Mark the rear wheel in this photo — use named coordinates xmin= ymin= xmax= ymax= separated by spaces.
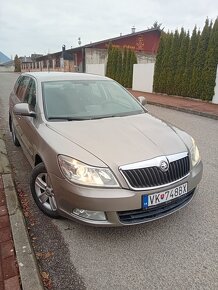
xmin=30 ymin=163 xmax=59 ymax=218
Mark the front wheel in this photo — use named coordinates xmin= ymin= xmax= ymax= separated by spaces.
xmin=30 ymin=163 xmax=59 ymax=218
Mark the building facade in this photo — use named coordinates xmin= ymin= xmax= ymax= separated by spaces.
xmin=21 ymin=28 xmax=161 ymax=73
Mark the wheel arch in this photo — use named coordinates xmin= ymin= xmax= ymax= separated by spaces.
xmin=34 ymin=154 xmax=44 ymax=166
xmin=9 ymin=114 xmax=12 ymax=132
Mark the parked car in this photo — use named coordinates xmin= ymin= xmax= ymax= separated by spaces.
xmin=9 ymin=72 xmax=203 ymax=226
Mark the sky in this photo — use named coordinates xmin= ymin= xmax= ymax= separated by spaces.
xmin=0 ymin=0 xmax=217 ymax=59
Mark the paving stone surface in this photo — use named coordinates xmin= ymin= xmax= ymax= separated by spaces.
xmin=0 ymin=175 xmax=21 ymax=290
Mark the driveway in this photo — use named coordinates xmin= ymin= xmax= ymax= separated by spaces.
xmin=0 ymin=73 xmax=217 ymax=290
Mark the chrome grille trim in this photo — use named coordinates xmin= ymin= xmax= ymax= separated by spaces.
xmin=119 ymin=152 xmax=190 ymax=190
xmin=119 ymin=152 xmax=188 ymax=171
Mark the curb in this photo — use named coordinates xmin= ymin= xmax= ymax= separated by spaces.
xmin=0 ymin=134 xmax=44 ymax=290
xmin=147 ymin=101 xmax=218 ymax=120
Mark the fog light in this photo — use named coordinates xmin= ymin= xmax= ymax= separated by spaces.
xmin=73 ymin=208 xmax=106 ymax=221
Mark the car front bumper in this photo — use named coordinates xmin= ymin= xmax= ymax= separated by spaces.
xmin=49 ymin=160 xmax=203 ymax=226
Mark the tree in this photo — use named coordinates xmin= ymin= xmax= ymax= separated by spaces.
xmin=158 ymin=32 xmax=174 ymax=93
xmin=174 ymin=30 xmax=190 ymax=96
xmin=201 ymin=18 xmax=218 ymax=100
xmin=14 ymin=55 xmax=21 ymax=72
xmin=189 ymin=18 xmax=212 ymax=98
xmin=123 ymin=49 xmax=131 ymax=87
xmin=181 ymin=26 xmax=200 ymax=97
xmin=121 ymin=47 xmax=128 ymax=86
xmin=106 ymin=46 xmax=137 ymax=87
xmin=128 ymin=50 xmax=137 ymax=88
xmin=106 ymin=43 xmax=113 ymax=78
xmin=115 ymin=49 xmax=123 ymax=83
xmin=152 ymin=17 xmax=218 ymax=100
xmin=149 ymin=21 xmax=164 ymax=31
xmin=110 ymin=47 xmax=119 ymax=80
xmin=166 ymin=29 xmax=180 ymax=95
xmin=153 ymin=32 xmax=166 ymax=92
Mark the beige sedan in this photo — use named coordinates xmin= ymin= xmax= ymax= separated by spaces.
xmin=9 ymin=72 xmax=203 ymax=226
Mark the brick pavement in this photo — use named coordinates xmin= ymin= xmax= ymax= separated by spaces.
xmin=0 ymin=175 xmax=20 ymax=290
xmin=129 ymin=90 xmax=218 ymax=120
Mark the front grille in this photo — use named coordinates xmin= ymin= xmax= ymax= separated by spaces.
xmin=121 ymin=156 xmax=190 ymax=189
xmin=118 ymin=189 xmax=195 ymax=224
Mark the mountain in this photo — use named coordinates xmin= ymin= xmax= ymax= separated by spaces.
xmin=0 ymin=51 xmax=11 ymax=64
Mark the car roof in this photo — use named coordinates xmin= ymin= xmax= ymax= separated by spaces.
xmin=21 ymin=72 xmax=110 ymax=82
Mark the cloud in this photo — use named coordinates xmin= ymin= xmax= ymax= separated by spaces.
xmin=0 ymin=0 xmax=217 ymax=58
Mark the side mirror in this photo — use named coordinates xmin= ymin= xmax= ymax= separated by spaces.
xmin=13 ymin=103 xmax=36 ymax=117
xmin=138 ymin=96 xmax=147 ymax=106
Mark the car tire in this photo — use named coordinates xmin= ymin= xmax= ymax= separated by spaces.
xmin=30 ymin=162 xmax=59 ymax=218
xmin=11 ymin=120 xmax=20 ymax=147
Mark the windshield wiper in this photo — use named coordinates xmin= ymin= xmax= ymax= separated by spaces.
xmin=48 ymin=110 xmax=145 ymax=121
xmin=90 ymin=111 xmax=145 ymax=120
xmin=48 ymin=116 xmax=90 ymax=121
xmin=90 ymin=115 xmax=117 ymax=120
xmin=48 ymin=115 xmax=117 ymax=121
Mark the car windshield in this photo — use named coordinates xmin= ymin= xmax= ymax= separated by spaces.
xmin=41 ymin=80 xmax=144 ymax=120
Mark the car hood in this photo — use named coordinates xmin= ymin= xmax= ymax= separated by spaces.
xmin=46 ymin=113 xmax=187 ymax=167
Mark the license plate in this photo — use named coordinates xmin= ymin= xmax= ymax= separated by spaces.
xmin=142 ymin=183 xmax=188 ymax=208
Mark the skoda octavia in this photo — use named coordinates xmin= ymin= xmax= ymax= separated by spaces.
xmin=9 ymin=72 xmax=203 ymax=226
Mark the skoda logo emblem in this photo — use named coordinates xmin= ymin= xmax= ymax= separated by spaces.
xmin=160 ymin=160 xmax=169 ymax=172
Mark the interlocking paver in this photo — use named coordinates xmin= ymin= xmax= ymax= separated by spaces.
xmin=0 ymin=281 xmax=4 ymax=290
xmin=4 ymin=276 xmax=20 ymax=290
xmin=0 ymin=206 xmax=7 ymax=217
xmin=1 ymin=241 xmax=14 ymax=260
xmin=0 ymin=175 xmax=21 ymax=290
xmin=0 ymin=228 xmax=11 ymax=244
xmin=2 ymin=256 xmax=18 ymax=280
xmin=130 ymin=90 xmax=218 ymax=119
xmin=0 ymin=216 xmax=9 ymax=230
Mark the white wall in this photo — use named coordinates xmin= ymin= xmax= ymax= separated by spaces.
xmin=132 ymin=63 xmax=155 ymax=93
xmin=85 ymin=48 xmax=107 ymax=65
xmin=86 ymin=64 xmax=106 ymax=76
xmin=136 ymin=52 xmax=156 ymax=64
xmin=212 ymin=65 xmax=218 ymax=104
xmin=0 ymin=65 xmax=14 ymax=72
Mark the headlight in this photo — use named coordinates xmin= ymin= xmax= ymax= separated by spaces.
xmin=58 ymin=155 xmax=119 ymax=187
xmin=190 ymin=138 xmax=200 ymax=167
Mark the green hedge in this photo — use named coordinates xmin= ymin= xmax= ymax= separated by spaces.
xmin=106 ymin=46 xmax=137 ymax=88
xmin=153 ymin=17 xmax=218 ymax=101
